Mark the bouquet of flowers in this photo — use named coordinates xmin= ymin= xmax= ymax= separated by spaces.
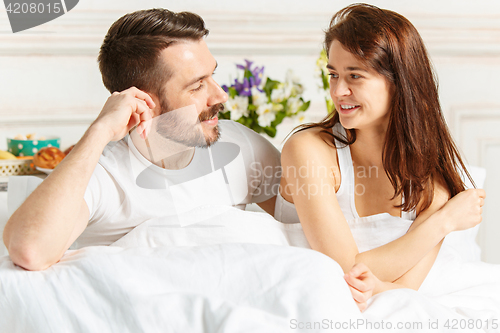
xmin=220 ymin=60 xmax=310 ymax=138
xmin=316 ymin=49 xmax=335 ymax=113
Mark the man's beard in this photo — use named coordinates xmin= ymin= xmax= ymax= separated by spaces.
xmin=156 ymin=99 xmax=224 ymax=148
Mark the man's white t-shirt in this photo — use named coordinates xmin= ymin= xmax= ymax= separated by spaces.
xmin=75 ymin=120 xmax=281 ymax=248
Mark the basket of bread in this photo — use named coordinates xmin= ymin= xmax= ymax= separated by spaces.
xmin=1 ymin=133 xmax=74 ymax=176
xmin=0 ymin=150 xmax=39 ymax=177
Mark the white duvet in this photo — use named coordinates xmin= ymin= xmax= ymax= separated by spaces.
xmin=0 ymin=206 xmax=499 ymax=332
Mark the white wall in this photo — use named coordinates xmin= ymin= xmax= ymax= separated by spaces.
xmin=1 ymin=0 xmax=500 ymax=262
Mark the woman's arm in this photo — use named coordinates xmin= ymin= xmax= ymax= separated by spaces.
xmin=344 ymin=262 xmax=407 ymax=312
xmin=281 ymin=130 xmax=359 ymax=272
xmin=282 ymin=130 xmax=485 ymax=281
xmin=344 ymin=178 xmax=485 ymax=306
xmin=355 ymin=182 xmax=484 ymax=284
xmin=344 ymin=183 xmax=448 ymax=302
xmin=381 ymin=181 xmax=484 ymax=290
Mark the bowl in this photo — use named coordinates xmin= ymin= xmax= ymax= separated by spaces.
xmin=7 ymin=137 xmax=61 ymax=157
xmin=35 ymin=166 xmax=54 ymax=175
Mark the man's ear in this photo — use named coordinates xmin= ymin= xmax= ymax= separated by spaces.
xmin=148 ymin=93 xmax=162 ymax=118
xmin=128 ymin=91 xmax=161 ymax=135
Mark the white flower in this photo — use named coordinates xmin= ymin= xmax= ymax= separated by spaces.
xmin=225 ymin=96 xmax=249 ymax=121
xmin=258 ymin=74 xmax=267 ymax=90
xmin=257 ymin=113 xmax=276 ymax=127
xmin=272 ymin=103 xmax=284 ymax=112
xmin=271 ymin=83 xmax=292 ymax=103
xmin=291 ymin=82 xmax=304 ymax=96
xmin=284 ymin=70 xmax=304 ymax=97
xmin=256 ymin=103 xmax=274 ymax=116
xmin=256 ymin=103 xmax=276 ymax=127
xmin=251 ymin=87 xmax=267 ymax=106
xmin=316 ymin=49 xmax=330 ymax=77
xmin=287 ymin=96 xmax=304 ymax=113
xmin=270 ymin=85 xmax=285 ymax=103
xmin=290 ymin=111 xmax=308 ymax=125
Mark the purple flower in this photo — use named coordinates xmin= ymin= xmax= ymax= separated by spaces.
xmin=244 ymin=59 xmax=254 ymax=69
xmin=221 ymin=85 xmax=229 ymax=92
xmin=236 ymin=59 xmax=254 ymax=71
xmin=252 ymin=66 xmax=265 ymax=87
xmin=233 ymin=78 xmax=243 ymax=94
xmin=231 ymin=60 xmax=266 ymax=94
xmin=240 ymin=78 xmax=252 ymax=96
xmin=233 ymin=78 xmax=251 ymax=96
xmin=249 ymin=77 xmax=263 ymax=92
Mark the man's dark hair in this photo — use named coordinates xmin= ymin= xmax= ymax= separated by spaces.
xmin=98 ymin=8 xmax=209 ymax=98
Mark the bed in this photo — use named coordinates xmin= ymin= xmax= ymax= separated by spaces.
xmin=0 ymin=172 xmax=499 ymax=332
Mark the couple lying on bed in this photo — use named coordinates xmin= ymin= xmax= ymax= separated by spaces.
xmin=3 ymin=4 xmax=485 ymax=312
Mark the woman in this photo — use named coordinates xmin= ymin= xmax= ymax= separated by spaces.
xmin=276 ymin=4 xmax=485 ymax=311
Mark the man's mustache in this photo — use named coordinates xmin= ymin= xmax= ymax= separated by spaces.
xmin=198 ymin=103 xmax=225 ymax=122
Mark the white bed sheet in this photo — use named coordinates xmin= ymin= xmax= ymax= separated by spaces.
xmin=0 ymin=206 xmax=499 ymax=332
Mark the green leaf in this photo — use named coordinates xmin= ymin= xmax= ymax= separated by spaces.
xmin=326 ymin=98 xmax=335 ymax=113
xmin=298 ymin=100 xmax=311 ymax=112
xmin=228 ymin=87 xmax=238 ymax=99
xmin=263 ymin=127 xmax=277 ymax=138
xmin=219 ymin=111 xmax=231 ymax=120
xmin=272 ymin=111 xmax=287 ymax=127
xmin=249 ymin=118 xmax=257 ymax=127
xmin=246 ymin=120 xmax=262 ymax=133
xmin=322 ymin=73 xmax=329 ymax=90
xmin=244 ymin=69 xmax=253 ymax=79
xmin=263 ymin=78 xmax=280 ymax=97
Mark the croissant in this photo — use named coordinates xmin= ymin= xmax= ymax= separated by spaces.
xmin=33 ymin=147 xmax=66 ymax=169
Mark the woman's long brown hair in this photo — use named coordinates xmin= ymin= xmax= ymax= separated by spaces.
xmin=295 ymin=3 xmax=473 ymax=213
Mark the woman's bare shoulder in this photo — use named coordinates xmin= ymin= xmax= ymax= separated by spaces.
xmin=281 ymin=127 xmax=339 ymax=176
xmin=282 ymin=127 xmax=337 ymax=156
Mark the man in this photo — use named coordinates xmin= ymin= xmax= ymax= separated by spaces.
xmin=3 ymin=9 xmax=281 ymax=271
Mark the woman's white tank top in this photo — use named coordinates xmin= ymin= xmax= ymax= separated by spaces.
xmin=275 ymin=124 xmax=416 ymax=252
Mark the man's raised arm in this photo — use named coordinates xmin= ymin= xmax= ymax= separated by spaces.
xmin=3 ymin=87 xmax=155 ymax=271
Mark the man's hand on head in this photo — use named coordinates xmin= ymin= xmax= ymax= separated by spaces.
xmin=0 ymin=87 xmax=150 ymax=270
xmin=92 ymin=87 xmax=156 ymax=143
